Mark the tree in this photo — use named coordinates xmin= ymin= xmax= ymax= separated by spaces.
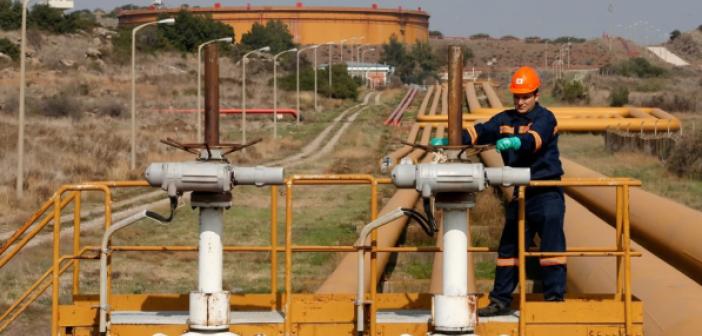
xmin=0 ymin=0 xmax=22 ymax=30
xmin=29 ymin=4 xmax=68 ymax=33
xmin=380 ymin=36 xmax=439 ymax=84
xmin=670 ymin=29 xmax=681 ymax=41
xmin=27 ymin=4 xmax=97 ymax=34
xmin=240 ymin=20 xmax=295 ymax=54
xmin=432 ymin=43 xmax=472 ymax=69
xmin=157 ymin=10 xmax=234 ymax=52
xmin=429 ymin=30 xmax=443 ymax=39
xmin=380 ymin=34 xmax=406 ymax=68
xmin=407 ymin=40 xmax=438 ymax=83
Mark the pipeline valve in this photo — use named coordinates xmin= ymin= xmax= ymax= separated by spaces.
xmin=392 ymin=159 xmax=531 ymax=198
xmin=145 ymin=162 xmax=285 ymax=197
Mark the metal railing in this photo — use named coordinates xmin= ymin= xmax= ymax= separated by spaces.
xmin=0 ymin=175 xmax=640 ymax=336
xmin=516 ymin=178 xmax=641 ymax=336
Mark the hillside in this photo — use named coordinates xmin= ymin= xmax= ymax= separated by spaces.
xmin=0 ymin=28 xmax=344 ymax=229
xmin=665 ymin=28 xmax=702 ymax=65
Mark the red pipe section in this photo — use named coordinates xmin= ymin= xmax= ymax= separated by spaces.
xmin=384 ymin=86 xmax=418 ymax=126
xmin=154 ymin=108 xmax=300 ymax=119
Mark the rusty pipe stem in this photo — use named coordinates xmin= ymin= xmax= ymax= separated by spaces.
xmin=447 ymin=45 xmax=463 ymax=145
xmin=204 ymin=44 xmax=220 ymax=146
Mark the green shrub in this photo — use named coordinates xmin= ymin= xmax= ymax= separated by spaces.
xmin=500 ymin=35 xmax=520 ymax=41
xmin=278 ymin=63 xmax=359 ymax=100
xmin=666 ymin=132 xmax=702 ymax=179
xmin=670 ymin=29 xmax=682 ymax=41
xmin=0 ymin=37 xmax=19 ymax=61
xmin=552 ymin=78 xmax=588 ymax=103
xmin=552 ymin=36 xmax=586 ymax=44
xmin=600 ymin=57 xmax=666 ymax=78
xmin=609 ymin=86 xmax=629 ymax=106
xmin=36 ymin=93 xmax=82 ymax=119
xmin=641 ymin=92 xmax=695 ymax=112
xmin=469 ymin=33 xmax=490 ymax=40
xmin=98 ymin=100 xmax=125 ymax=118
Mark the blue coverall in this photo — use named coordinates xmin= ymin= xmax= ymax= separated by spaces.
xmin=462 ymin=103 xmax=566 ymax=305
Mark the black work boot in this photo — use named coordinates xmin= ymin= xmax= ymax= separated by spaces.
xmin=477 ymin=301 xmax=511 ymax=317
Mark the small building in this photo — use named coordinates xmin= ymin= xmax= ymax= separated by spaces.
xmin=45 ymin=0 xmax=74 ymax=9
xmin=346 ymin=62 xmax=394 ymax=89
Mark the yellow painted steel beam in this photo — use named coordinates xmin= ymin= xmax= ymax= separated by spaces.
xmin=57 ymin=294 xmax=643 ymax=336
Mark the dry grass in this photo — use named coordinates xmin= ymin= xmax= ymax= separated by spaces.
xmin=0 ymin=80 xmax=401 ymax=333
xmin=0 ymin=29 xmax=395 ymax=333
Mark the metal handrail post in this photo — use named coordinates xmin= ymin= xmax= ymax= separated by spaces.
xmin=517 ymin=186 xmax=527 ymax=336
xmin=51 ymin=194 xmax=61 ymax=336
xmin=72 ymin=193 xmax=81 ymax=295
xmin=270 ymin=185 xmax=279 ymax=310
xmin=284 ymin=181 xmax=293 ymax=335
xmin=615 ymin=186 xmax=624 ymax=299
xmin=623 ymin=185 xmax=633 ymax=335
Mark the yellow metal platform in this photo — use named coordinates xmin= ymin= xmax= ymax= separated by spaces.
xmin=1 ymin=177 xmax=643 ymax=336
xmin=59 ymin=293 xmax=642 ymax=336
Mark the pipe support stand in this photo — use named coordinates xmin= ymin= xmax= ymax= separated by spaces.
xmin=187 ymin=194 xmax=233 ymax=333
xmin=433 ymin=192 xmax=477 ymax=333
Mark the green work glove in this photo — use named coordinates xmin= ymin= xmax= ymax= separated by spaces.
xmin=430 ymin=137 xmax=448 ymax=146
xmin=496 ymin=137 xmax=521 ymax=153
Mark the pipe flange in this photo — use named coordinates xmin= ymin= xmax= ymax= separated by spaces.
xmin=191 ymin=192 xmax=233 ymax=208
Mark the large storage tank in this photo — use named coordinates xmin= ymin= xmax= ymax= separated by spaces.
xmin=118 ymin=4 xmax=430 ymax=45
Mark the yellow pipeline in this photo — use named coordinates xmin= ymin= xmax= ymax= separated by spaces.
xmin=417 ymin=117 xmax=681 ymax=132
xmin=423 ymin=107 xmax=674 ymax=117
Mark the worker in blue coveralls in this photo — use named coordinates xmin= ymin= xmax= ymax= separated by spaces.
xmin=463 ymin=66 xmax=566 ymax=316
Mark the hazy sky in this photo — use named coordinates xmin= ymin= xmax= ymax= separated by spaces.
xmin=76 ymin=0 xmax=702 ymax=45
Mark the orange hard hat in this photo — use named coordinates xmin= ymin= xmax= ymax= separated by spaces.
xmin=509 ymin=66 xmax=541 ymax=94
